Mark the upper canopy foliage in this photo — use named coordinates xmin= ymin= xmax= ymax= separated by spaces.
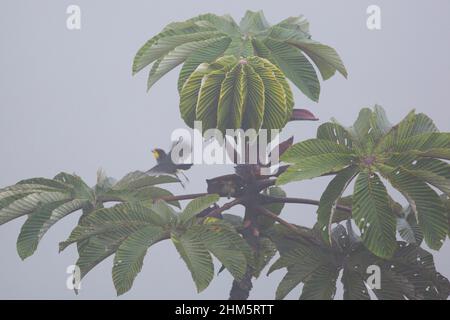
xmin=133 ymin=10 xmax=346 ymax=133
xmin=278 ymin=106 xmax=450 ymax=259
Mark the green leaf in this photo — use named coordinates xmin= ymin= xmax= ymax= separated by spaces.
xmin=397 ymin=206 xmax=423 ymax=245
xmin=400 ymin=158 xmax=450 ymax=194
xmin=186 ymin=14 xmax=241 ymax=36
xmin=0 ymin=192 xmax=36 ymax=211
xmin=179 ymin=63 xmax=210 ymax=127
xmin=147 ymin=37 xmax=230 ymax=90
xmin=113 ymin=225 xmax=167 ymax=295
xmin=217 ymin=64 xmax=246 ymax=131
xmin=133 ymin=30 xmax=223 ymax=74
xmin=248 ymin=57 xmax=288 ymax=130
xmin=258 ymin=187 xmax=286 ymax=230
xmin=255 ymin=38 xmax=320 ymax=101
xmin=177 ymin=37 xmax=232 ymax=92
xmin=60 ymin=202 xmax=161 ymax=251
xmin=270 ymin=222 xmax=450 ymax=300
xmin=16 ymin=177 xmax=71 ymax=190
xmin=342 ymin=108 xmax=378 ymax=151
xmin=197 ymin=221 xmax=251 ymax=281
xmin=379 ymin=166 xmax=447 ymax=250
xmin=239 ymin=10 xmax=270 ymax=34
xmin=151 ymin=200 xmax=178 ymax=226
xmin=270 ymin=241 xmax=332 ymax=299
xmin=135 ymin=11 xmax=347 ymax=111
xmin=370 ymin=104 xmax=392 ymax=141
xmin=275 ymin=265 xmax=310 ymax=299
xmin=341 ymin=268 xmax=370 ymax=300
xmin=133 ymin=28 xmax=180 ymax=74
xmin=300 ymin=265 xmax=339 ymax=300
xmin=376 ymin=111 xmax=439 ymax=153
xmin=394 ymin=132 xmax=450 ymax=160
xmin=0 ymin=191 xmax=71 ymax=225
xmin=171 ymin=231 xmax=214 ymax=293
xmin=287 ymin=38 xmax=347 ymax=80
xmin=180 ymin=55 xmax=291 ymax=134
xmin=104 ymin=186 xmax=178 ymax=207
xmin=75 ymin=233 xmax=125 ymax=280
xmin=352 ymin=172 xmax=397 ymax=258
xmin=241 ymin=63 xmax=265 ymax=130
xmin=253 ymin=237 xmax=277 ymax=278
xmin=275 ymin=15 xmax=310 ymax=35
xmin=317 ymin=122 xmax=353 ymax=149
xmin=54 ymin=173 xmax=94 ymax=200
xmin=277 ymin=139 xmax=354 ymax=184
xmin=17 ymin=199 xmax=87 ymax=260
xmin=281 ymin=139 xmax=353 ymax=163
xmin=112 ymin=171 xmax=179 ymax=190
xmin=317 ymin=166 xmax=359 ymax=242
xmin=196 ymin=70 xmax=225 ymax=131
xmin=178 ymin=194 xmax=220 ymax=224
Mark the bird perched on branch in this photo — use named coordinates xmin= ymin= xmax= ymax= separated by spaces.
xmin=145 ymin=139 xmax=193 ymax=188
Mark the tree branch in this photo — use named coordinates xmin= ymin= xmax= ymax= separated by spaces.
xmin=204 ymin=198 xmax=243 ymax=218
xmin=260 ymin=195 xmax=352 ymax=214
xmin=155 ymin=193 xmax=209 ymax=202
xmin=254 ymin=205 xmax=322 ymax=245
xmin=255 ymin=205 xmax=299 ymax=234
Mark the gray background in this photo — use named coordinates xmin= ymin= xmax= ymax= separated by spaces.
xmin=1 ymin=0 xmax=449 ymax=299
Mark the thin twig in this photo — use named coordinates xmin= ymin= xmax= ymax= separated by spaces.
xmin=156 ymin=193 xmax=209 ymax=202
xmin=206 ymin=198 xmax=243 ymax=217
xmin=260 ymin=195 xmax=352 ymax=214
xmin=254 ymin=205 xmax=321 ymax=245
xmin=255 ymin=205 xmax=298 ymax=234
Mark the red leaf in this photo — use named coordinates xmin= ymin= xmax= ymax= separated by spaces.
xmin=274 ymin=136 xmax=294 ymax=157
xmin=290 ymin=109 xmax=319 ymax=121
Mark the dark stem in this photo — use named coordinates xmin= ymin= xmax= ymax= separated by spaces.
xmin=255 ymin=205 xmax=322 ymax=246
xmin=228 ymin=204 xmax=258 ymax=300
xmin=205 ymin=198 xmax=243 ymax=218
xmin=155 ymin=193 xmax=209 ymax=202
xmin=255 ymin=205 xmax=299 ymax=233
xmin=229 ymin=269 xmax=253 ymax=300
xmin=260 ymin=195 xmax=352 ymax=214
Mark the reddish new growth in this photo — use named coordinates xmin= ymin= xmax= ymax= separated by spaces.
xmin=362 ymin=155 xmax=376 ymax=166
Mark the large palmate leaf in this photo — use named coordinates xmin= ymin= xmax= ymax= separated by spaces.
xmin=59 ymin=194 xmax=252 ymax=295
xmin=352 ymin=172 xmax=397 ymax=258
xmin=278 ymin=106 xmax=450 ymax=258
xmin=179 ymin=55 xmax=293 ymax=134
xmin=0 ymin=170 xmax=178 ymax=260
xmin=178 ymin=194 xmax=220 ymax=224
xmin=133 ymin=10 xmax=347 ymax=116
xmin=268 ymin=224 xmax=450 ymax=300
xmin=277 ymin=139 xmax=355 ymax=185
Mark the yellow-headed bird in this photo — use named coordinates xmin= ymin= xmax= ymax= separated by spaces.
xmin=146 ymin=140 xmax=193 ymax=188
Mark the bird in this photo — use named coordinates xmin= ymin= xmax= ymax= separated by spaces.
xmin=145 ymin=139 xmax=193 ymax=188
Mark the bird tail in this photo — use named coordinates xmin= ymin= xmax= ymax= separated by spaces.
xmin=175 ymin=172 xmax=186 ymax=189
xmin=176 ymin=163 xmax=193 ymax=170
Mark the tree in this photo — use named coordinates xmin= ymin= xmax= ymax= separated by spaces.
xmin=1 ymin=10 xmax=449 ymax=300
